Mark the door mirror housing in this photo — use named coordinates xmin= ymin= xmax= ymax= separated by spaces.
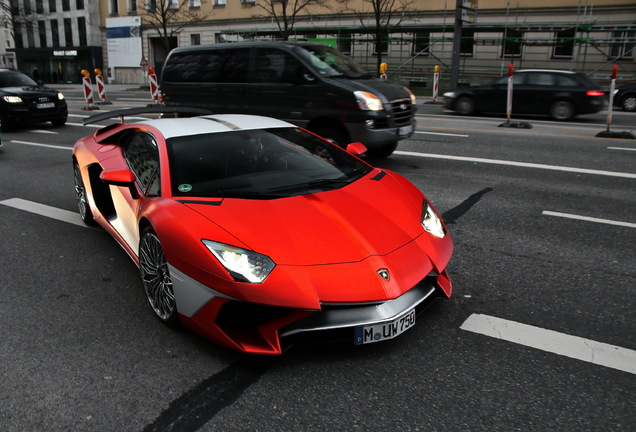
xmin=346 ymin=142 xmax=367 ymax=156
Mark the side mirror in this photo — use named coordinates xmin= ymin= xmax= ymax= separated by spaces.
xmin=346 ymin=142 xmax=367 ymax=156
xmin=100 ymin=169 xmax=136 ymax=186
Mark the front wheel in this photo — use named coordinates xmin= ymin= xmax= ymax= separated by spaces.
xmin=139 ymin=228 xmax=178 ymax=324
xmin=550 ymin=100 xmax=574 ymax=120
xmin=455 ymin=97 xmax=475 ymax=115
xmin=51 ymin=117 xmax=66 ymax=127
xmin=365 ymin=142 xmax=397 ymax=159
xmin=73 ymin=162 xmax=94 ymax=224
xmin=312 ymin=126 xmax=349 ymax=148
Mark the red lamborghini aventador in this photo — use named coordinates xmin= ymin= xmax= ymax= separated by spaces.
xmin=73 ymin=108 xmax=453 ymax=354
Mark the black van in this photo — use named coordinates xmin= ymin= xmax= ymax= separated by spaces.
xmin=160 ymin=42 xmax=416 ymax=158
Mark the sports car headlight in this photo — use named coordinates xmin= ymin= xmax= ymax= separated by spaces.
xmin=3 ymin=95 xmax=22 ymax=103
xmin=202 ymin=240 xmax=275 ymax=283
xmin=355 ymin=91 xmax=383 ymax=111
xmin=422 ymin=202 xmax=446 ymax=238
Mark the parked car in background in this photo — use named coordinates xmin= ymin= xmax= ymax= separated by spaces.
xmin=444 ymin=69 xmax=606 ymax=120
xmin=613 ymin=82 xmax=636 ymax=112
xmin=0 ymin=69 xmax=67 ymax=131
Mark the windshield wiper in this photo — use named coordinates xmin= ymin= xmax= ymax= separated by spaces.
xmin=266 ymin=177 xmax=354 ymax=193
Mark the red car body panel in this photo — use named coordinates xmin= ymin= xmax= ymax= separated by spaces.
xmin=73 ymin=113 xmax=454 ymax=354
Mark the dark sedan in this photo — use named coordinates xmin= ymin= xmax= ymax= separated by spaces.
xmin=444 ymin=69 xmax=605 ymax=120
xmin=0 ymin=69 xmax=67 ymax=131
xmin=613 ymin=82 xmax=636 ymax=112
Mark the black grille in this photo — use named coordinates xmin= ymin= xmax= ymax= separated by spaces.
xmin=391 ymin=98 xmax=413 ymax=126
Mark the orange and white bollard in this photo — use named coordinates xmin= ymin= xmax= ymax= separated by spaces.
xmin=94 ymin=68 xmax=111 ymax=105
xmin=379 ymin=62 xmax=387 ymax=80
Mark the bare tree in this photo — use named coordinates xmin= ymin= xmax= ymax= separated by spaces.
xmin=338 ymin=0 xmax=416 ymax=73
xmin=254 ymin=0 xmax=331 ymax=41
xmin=140 ymin=0 xmax=208 ymax=53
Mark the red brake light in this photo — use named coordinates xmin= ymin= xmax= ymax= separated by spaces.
xmin=586 ymin=90 xmax=605 ymax=97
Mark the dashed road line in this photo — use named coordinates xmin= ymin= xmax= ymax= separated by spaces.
xmin=461 ymin=313 xmax=636 ymax=375
xmin=543 ymin=210 xmax=636 ymax=228
xmin=0 ymin=198 xmax=87 ymax=228
xmin=10 ymin=140 xmax=73 ymax=150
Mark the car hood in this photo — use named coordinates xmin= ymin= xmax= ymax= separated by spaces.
xmin=184 ymin=171 xmax=424 ymax=266
xmin=0 ymin=85 xmax=59 ymax=96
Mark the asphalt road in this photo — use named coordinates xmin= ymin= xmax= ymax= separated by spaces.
xmin=0 ymin=87 xmax=634 ymax=431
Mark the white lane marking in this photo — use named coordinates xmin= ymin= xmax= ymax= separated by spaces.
xmin=395 ymin=151 xmax=636 ymax=179
xmin=416 ymin=131 xmax=469 ymax=138
xmin=10 ymin=140 xmax=72 ymax=151
xmin=0 ymin=198 xmax=87 ymax=228
xmin=608 ymin=146 xmax=636 ymax=152
xmin=543 ymin=210 xmax=636 ymax=228
xmin=461 ymin=314 xmax=636 ymax=375
xmin=29 ymin=129 xmax=58 ymax=134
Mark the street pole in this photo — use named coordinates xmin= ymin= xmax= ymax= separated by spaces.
xmin=449 ymin=0 xmax=463 ymax=90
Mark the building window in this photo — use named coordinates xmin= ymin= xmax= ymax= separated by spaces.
xmin=147 ymin=0 xmax=156 ymax=11
xmin=190 ymin=0 xmax=201 ymax=7
xmin=62 ymin=0 xmax=70 ymax=11
xmin=128 ymin=0 xmax=137 ymax=12
xmin=413 ymin=32 xmax=430 ymax=55
xmin=610 ymin=30 xmax=635 ymax=60
xmin=168 ymin=0 xmax=178 ymax=9
xmin=27 ymin=23 xmax=35 ymax=47
xmin=36 ymin=0 xmax=44 ymax=13
xmin=23 ymin=0 xmax=31 ymax=14
xmin=338 ymin=36 xmax=352 ymax=54
xmin=110 ymin=0 xmax=119 ymax=14
xmin=51 ymin=19 xmax=59 ymax=47
xmin=49 ymin=0 xmax=56 ymax=12
xmin=38 ymin=20 xmax=46 ymax=47
xmin=191 ymin=34 xmax=201 ymax=45
xmin=374 ymin=33 xmax=389 ymax=55
xmin=214 ymin=0 xmax=226 ymax=7
xmin=553 ymin=28 xmax=575 ymax=58
xmin=502 ymin=29 xmax=522 ymax=57
xmin=461 ymin=29 xmax=474 ymax=56
xmin=78 ymin=17 xmax=86 ymax=46
xmin=14 ymin=24 xmax=23 ymax=49
xmin=76 ymin=0 xmax=84 ymax=9
xmin=64 ymin=17 xmax=73 ymax=46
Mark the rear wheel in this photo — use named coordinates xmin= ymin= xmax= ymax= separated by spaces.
xmin=73 ymin=161 xmax=94 ymax=224
xmin=550 ymin=100 xmax=574 ymax=120
xmin=621 ymin=94 xmax=636 ymax=112
xmin=455 ymin=96 xmax=475 ymax=115
xmin=139 ymin=228 xmax=178 ymax=324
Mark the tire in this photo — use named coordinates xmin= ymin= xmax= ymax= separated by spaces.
xmin=73 ymin=161 xmax=94 ymax=224
xmin=621 ymin=94 xmax=636 ymax=112
xmin=550 ymin=100 xmax=574 ymax=120
xmin=312 ymin=126 xmax=349 ymax=148
xmin=139 ymin=227 xmax=178 ymax=324
xmin=365 ymin=142 xmax=398 ymax=159
xmin=51 ymin=117 xmax=66 ymax=127
xmin=455 ymin=96 xmax=475 ymax=115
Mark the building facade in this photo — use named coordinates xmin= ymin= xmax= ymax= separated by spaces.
xmin=9 ymin=0 xmax=102 ymax=83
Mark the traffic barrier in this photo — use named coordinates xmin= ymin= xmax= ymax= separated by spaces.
xmin=81 ymin=70 xmax=99 ymax=111
xmin=379 ymin=62 xmax=387 ymax=80
xmin=499 ymin=63 xmax=531 ymax=128
xmin=149 ymin=73 xmax=159 ymax=103
xmin=94 ymin=69 xmax=111 ymax=105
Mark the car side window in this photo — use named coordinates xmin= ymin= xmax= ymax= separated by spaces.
xmin=124 ymin=132 xmax=160 ymax=196
xmin=555 ymin=75 xmax=579 ymax=87
xmin=163 ymin=49 xmax=249 ymax=83
xmin=527 ymin=73 xmax=555 ymax=86
xmin=254 ymin=48 xmax=306 ymax=84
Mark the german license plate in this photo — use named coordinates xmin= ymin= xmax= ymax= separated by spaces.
xmin=398 ymin=124 xmax=414 ymax=137
xmin=354 ymin=308 xmax=416 ymax=345
xmin=36 ymin=102 xmax=54 ymax=109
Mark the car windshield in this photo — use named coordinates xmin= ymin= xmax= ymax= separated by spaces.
xmin=167 ymin=127 xmax=372 ymax=199
xmin=0 ymin=71 xmax=38 ymax=87
xmin=295 ymin=45 xmax=372 ymax=79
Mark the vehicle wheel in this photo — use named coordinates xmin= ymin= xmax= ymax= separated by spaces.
xmin=73 ymin=161 xmax=94 ymax=224
xmin=550 ymin=100 xmax=574 ymax=120
xmin=312 ymin=126 xmax=349 ymax=148
xmin=139 ymin=227 xmax=178 ymax=324
xmin=455 ymin=97 xmax=475 ymax=115
xmin=621 ymin=94 xmax=636 ymax=112
xmin=365 ymin=142 xmax=398 ymax=159
xmin=51 ymin=118 xmax=66 ymax=127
